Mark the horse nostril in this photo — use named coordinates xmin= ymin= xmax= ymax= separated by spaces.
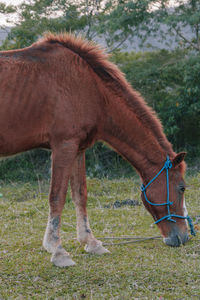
xmin=163 ymin=231 xmax=189 ymax=247
xmin=164 ymin=234 xmax=181 ymax=247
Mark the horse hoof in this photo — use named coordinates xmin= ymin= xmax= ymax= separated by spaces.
xmin=84 ymin=243 xmax=110 ymax=255
xmin=51 ymin=246 xmax=76 ymax=267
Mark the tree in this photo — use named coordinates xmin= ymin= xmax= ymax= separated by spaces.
xmin=0 ymin=2 xmax=16 ymax=32
xmin=1 ymin=0 xmax=200 ymax=52
xmin=150 ymin=0 xmax=200 ymax=51
xmin=101 ymin=0 xmax=200 ymax=52
xmin=96 ymin=0 xmax=152 ymax=51
xmin=0 ymin=0 xmax=110 ymax=50
xmin=0 ymin=2 xmax=15 ymax=14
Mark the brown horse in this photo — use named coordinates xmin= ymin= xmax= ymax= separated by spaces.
xmin=0 ymin=33 xmax=189 ymax=267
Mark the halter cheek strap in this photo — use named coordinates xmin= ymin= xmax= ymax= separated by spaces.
xmin=141 ymin=156 xmax=196 ymax=236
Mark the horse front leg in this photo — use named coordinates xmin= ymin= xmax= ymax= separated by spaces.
xmin=43 ymin=140 xmax=78 ymax=267
xmin=70 ymin=151 xmax=110 ymax=255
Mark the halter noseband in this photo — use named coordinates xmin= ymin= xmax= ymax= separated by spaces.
xmin=141 ymin=156 xmax=196 ymax=236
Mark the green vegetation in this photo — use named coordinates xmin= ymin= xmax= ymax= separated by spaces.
xmin=2 ymin=0 xmax=200 ymax=52
xmin=0 ymin=175 xmax=199 ymax=299
xmin=0 ymin=150 xmax=51 ymax=182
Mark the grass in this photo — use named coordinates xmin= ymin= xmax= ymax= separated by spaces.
xmin=0 ymin=175 xmax=199 ymax=299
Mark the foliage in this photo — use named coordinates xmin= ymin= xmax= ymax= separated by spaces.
xmin=0 ymin=144 xmax=135 ymax=183
xmin=86 ymin=143 xmax=135 ymax=178
xmin=99 ymin=0 xmax=200 ymax=52
xmin=0 ymin=0 xmax=110 ymax=50
xmin=1 ymin=0 xmax=200 ymax=52
xmin=0 ymin=0 xmax=155 ymax=51
xmin=96 ymin=0 xmax=152 ymax=51
xmin=0 ymin=150 xmax=51 ymax=183
xmin=151 ymin=0 xmax=200 ymax=51
xmin=0 ymin=2 xmax=15 ymax=14
xmin=0 ymin=176 xmax=199 ymax=298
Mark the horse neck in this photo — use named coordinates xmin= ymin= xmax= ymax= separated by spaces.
xmin=101 ymin=89 xmax=174 ymax=182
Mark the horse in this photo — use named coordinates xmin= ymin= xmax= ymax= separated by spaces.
xmin=0 ymin=33 xmax=192 ymax=267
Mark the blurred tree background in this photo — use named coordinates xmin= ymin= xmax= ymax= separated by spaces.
xmin=0 ymin=0 xmax=199 ymax=180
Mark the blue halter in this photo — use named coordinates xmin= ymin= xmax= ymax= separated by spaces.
xmin=141 ymin=156 xmax=196 ymax=236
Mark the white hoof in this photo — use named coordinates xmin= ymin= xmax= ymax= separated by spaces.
xmin=84 ymin=242 xmax=110 ymax=255
xmin=51 ymin=246 xmax=76 ymax=267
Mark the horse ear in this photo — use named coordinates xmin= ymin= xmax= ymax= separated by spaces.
xmin=172 ymin=152 xmax=186 ymax=167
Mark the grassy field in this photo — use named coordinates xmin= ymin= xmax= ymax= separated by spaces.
xmin=0 ymin=174 xmax=199 ymax=299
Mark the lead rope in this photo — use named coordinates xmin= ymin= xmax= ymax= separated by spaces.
xmin=141 ymin=156 xmax=196 ymax=236
xmin=186 ymin=216 xmax=196 ymax=236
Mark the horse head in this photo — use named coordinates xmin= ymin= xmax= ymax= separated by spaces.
xmin=141 ymin=152 xmax=194 ymax=247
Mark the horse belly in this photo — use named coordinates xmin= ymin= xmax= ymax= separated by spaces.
xmin=0 ymin=78 xmax=52 ymax=155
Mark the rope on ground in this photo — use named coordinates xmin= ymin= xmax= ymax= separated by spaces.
xmin=101 ymin=235 xmax=162 ymax=246
xmin=101 ymin=235 xmax=198 ymax=246
xmin=100 ymin=235 xmax=161 ymax=240
xmin=69 ymin=235 xmax=197 ymax=246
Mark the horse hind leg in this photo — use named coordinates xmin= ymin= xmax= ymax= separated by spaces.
xmin=70 ymin=151 xmax=110 ymax=255
xmin=43 ymin=139 xmax=79 ymax=267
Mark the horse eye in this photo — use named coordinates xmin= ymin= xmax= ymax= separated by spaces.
xmin=179 ymin=186 xmax=185 ymax=192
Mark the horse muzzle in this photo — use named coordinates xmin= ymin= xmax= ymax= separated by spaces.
xmin=163 ymin=228 xmax=189 ymax=247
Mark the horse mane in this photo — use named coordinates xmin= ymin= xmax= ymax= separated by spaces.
xmin=37 ymin=33 xmax=125 ymax=84
xmin=36 ymin=33 xmax=182 ymax=166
